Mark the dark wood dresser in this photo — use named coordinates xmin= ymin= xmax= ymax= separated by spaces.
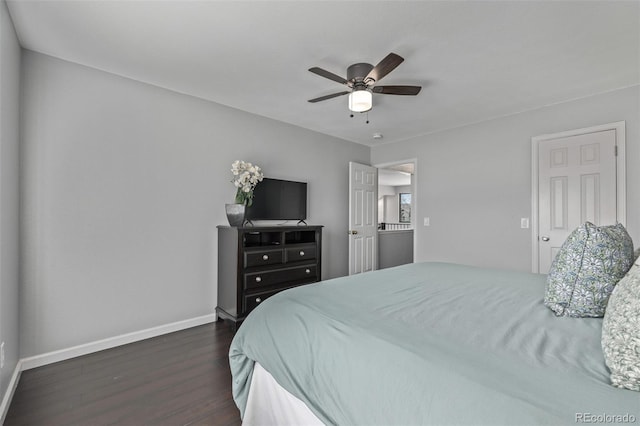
xmin=216 ymin=225 xmax=323 ymax=329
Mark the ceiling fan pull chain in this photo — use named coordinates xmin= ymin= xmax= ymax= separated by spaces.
xmin=366 ymin=111 xmax=369 ymax=124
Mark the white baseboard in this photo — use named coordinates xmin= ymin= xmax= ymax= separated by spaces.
xmin=20 ymin=313 xmax=218 ymax=371
xmin=0 ymin=360 xmax=22 ymax=424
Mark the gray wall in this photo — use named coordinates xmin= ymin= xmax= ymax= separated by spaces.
xmin=20 ymin=51 xmax=369 ymax=357
xmin=0 ymin=0 xmax=21 ymax=402
xmin=371 ymin=86 xmax=640 ymax=272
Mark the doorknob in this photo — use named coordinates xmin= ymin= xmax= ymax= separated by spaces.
xmin=541 ymin=236 xmax=550 ymax=242
xmin=348 ymin=230 xmax=358 ymax=235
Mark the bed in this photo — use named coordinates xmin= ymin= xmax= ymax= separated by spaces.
xmin=229 ymin=262 xmax=639 ymax=425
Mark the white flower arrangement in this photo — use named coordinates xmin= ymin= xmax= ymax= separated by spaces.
xmin=231 ymin=160 xmax=264 ymax=206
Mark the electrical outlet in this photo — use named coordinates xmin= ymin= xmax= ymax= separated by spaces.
xmin=1 ymin=341 xmax=5 ymax=369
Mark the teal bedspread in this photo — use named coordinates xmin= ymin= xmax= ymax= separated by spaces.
xmin=229 ymin=262 xmax=639 ymax=425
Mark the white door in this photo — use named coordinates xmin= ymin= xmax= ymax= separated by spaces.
xmin=349 ymin=162 xmax=378 ymax=275
xmin=534 ymin=123 xmax=625 ymax=273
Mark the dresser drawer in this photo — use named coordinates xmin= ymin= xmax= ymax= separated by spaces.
xmin=243 ymin=288 xmax=282 ymax=313
xmin=244 ymin=265 xmax=318 ymax=290
xmin=286 ymin=245 xmax=316 ymax=263
xmin=244 ymin=249 xmax=283 ymax=268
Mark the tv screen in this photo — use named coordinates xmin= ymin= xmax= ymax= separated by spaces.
xmin=246 ymin=178 xmax=307 ymax=221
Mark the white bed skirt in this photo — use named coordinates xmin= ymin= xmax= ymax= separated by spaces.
xmin=243 ymin=362 xmax=324 ymax=426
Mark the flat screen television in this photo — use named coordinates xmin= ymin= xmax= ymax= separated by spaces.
xmin=246 ymin=178 xmax=307 ymax=221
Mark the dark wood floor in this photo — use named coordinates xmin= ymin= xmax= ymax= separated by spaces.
xmin=5 ymin=321 xmax=241 ymax=426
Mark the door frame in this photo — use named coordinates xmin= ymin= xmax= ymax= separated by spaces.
xmin=373 ymin=158 xmax=418 ymax=263
xmin=530 ymin=121 xmax=626 ymax=273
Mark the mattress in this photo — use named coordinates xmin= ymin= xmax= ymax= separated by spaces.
xmin=243 ymin=362 xmax=322 ymax=426
xmin=230 ymin=262 xmax=639 ymax=425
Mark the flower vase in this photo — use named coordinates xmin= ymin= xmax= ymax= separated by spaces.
xmin=225 ymin=203 xmax=246 ymax=227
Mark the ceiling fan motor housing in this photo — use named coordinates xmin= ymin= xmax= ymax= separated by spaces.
xmin=347 ymin=63 xmax=374 ymax=83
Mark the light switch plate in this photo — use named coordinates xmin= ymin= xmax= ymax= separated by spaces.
xmin=521 ymin=218 xmax=530 ymax=229
xmin=424 ymin=217 xmax=430 ymax=226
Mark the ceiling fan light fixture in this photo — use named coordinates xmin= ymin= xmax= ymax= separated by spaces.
xmin=348 ymin=89 xmax=372 ymax=112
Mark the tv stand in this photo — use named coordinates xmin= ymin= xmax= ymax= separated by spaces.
xmin=216 ymin=225 xmax=323 ymax=330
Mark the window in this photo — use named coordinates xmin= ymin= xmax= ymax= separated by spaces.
xmin=399 ymin=193 xmax=411 ymax=223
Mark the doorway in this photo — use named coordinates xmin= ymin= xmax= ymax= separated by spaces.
xmin=375 ymin=160 xmax=416 ymax=269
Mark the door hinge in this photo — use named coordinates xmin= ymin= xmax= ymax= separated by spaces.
xmin=615 ymin=145 xmax=618 ymax=156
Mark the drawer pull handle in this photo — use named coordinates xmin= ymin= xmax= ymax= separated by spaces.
xmin=299 ymin=250 xmax=305 ymax=256
xmin=256 ymin=297 xmax=262 ymax=303
xmin=305 ymin=269 xmax=311 ymax=274
xmin=255 ymin=276 xmax=262 ymax=283
xmin=262 ymin=254 xmax=269 ymax=261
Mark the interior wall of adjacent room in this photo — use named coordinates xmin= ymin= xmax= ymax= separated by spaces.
xmin=19 ymin=51 xmax=369 ymax=358
xmin=381 ymin=185 xmax=412 ymax=224
xmin=371 ymin=85 xmax=640 ymax=272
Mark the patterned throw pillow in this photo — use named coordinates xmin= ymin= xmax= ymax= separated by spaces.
xmin=544 ymin=222 xmax=634 ymax=317
xmin=602 ymin=260 xmax=640 ymax=391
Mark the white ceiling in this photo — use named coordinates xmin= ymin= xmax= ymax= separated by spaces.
xmin=378 ymin=169 xmax=412 ymax=187
xmin=6 ymin=1 xmax=639 ymax=146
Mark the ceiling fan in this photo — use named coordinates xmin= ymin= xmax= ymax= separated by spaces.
xmin=307 ymin=53 xmax=421 ymax=113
